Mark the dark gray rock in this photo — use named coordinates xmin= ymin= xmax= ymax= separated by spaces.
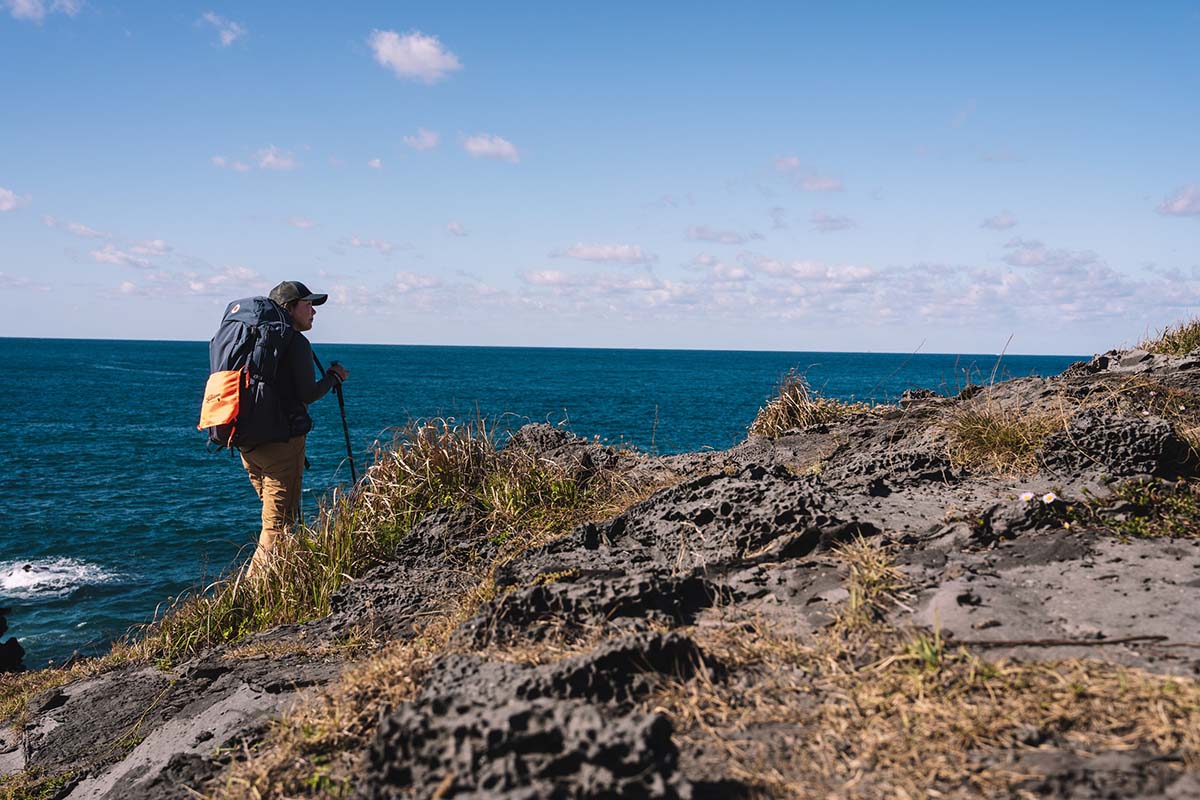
xmin=357 ymin=632 xmax=707 ymax=800
xmin=899 ymin=388 xmax=939 ymax=408
xmin=503 ymin=422 xmax=621 ymax=485
xmin=975 ymin=496 xmax=1068 ymax=543
xmin=327 ymin=507 xmax=490 ymax=640
xmin=1041 ymin=411 xmax=1198 ymax=480
xmin=0 ymin=608 xmax=23 ymax=674
xmin=454 ymin=571 xmax=724 ymax=648
xmin=1010 ymin=748 xmax=1190 ymax=799
xmin=513 ymin=464 xmax=868 ymax=581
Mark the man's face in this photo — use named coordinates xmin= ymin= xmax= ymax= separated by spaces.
xmin=289 ymin=300 xmax=315 ymax=332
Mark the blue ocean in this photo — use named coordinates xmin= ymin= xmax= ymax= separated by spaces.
xmin=0 ymin=338 xmax=1083 ymax=667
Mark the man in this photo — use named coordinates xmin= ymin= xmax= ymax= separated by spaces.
xmin=241 ymin=280 xmax=350 ymax=577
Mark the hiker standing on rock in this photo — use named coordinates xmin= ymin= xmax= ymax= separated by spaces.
xmin=240 ymin=281 xmax=349 ymax=577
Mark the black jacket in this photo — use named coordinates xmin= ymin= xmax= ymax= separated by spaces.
xmin=277 ymin=331 xmax=337 ymax=437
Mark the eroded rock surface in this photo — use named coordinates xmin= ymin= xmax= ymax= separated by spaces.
xmin=360 ymin=632 xmax=704 ymax=800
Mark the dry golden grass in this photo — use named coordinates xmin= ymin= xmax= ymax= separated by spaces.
xmin=642 ymin=540 xmax=1200 ymax=798
xmin=945 ymin=402 xmax=1060 ymax=475
xmin=653 ymin=618 xmax=1200 ymax=799
xmin=750 ymin=370 xmax=882 ymax=438
xmin=1142 ymin=317 xmax=1200 ymax=356
xmin=831 ymin=536 xmax=910 ymax=634
xmin=219 ymin=632 xmax=438 ymax=799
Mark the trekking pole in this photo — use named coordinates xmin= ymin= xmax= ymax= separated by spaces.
xmin=312 ymin=353 xmax=358 ymax=484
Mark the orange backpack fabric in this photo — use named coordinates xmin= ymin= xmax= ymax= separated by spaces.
xmin=197 ymin=369 xmax=245 ymax=431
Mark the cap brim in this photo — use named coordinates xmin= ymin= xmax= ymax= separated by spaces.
xmin=305 ymin=293 xmax=329 ymax=306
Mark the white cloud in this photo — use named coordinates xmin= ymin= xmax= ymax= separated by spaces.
xmin=42 ymin=214 xmax=109 ymax=239
xmin=130 ymin=239 xmax=171 ymax=257
xmin=367 ymin=158 xmax=382 ymax=169
xmin=288 ymin=216 xmax=316 ymax=229
xmin=769 ymin=207 xmax=788 ymax=230
xmin=446 ymin=221 xmax=467 ymax=237
xmin=67 ymin=221 xmax=107 ymax=237
xmin=1002 ymin=238 xmax=1098 ymax=271
xmin=5 ymin=0 xmax=81 ymax=22
xmin=403 ymin=128 xmax=439 ymax=150
xmin=90 ymin=243 xmax=153 ymax=269
xmin=686 ymin=255 xmax=753 ymax=283
xmin=552 ymin=243 xmax=657 ymax=265
xmin=800 ymin=175 xmax=843 ymax=192
xmin=686 ymin=224 xmax=757 ymax=245
xmin=394 ymin=271 xmax=442 ymax=293
xmin=774 ymin=156 xmax=801 ymax=173
xmin=183 ymin=265 xmax=260 ymax=296
xmin=523 ymin=269 xmax=574 ymax=287
xmin=0 ymin=187 xmax=30 ymax=212
xmin=743 ymin=254 xmax=875 ymax=285
xmin=368 ymin=30 xmax=462 ymax=84
xmin=256 ymin=146 xmax=296 ymax=171
xmin=199 ymin=11 xmax=246 ymax=46
xmin=773 ymin=156 xmax=843 ymax=191
xmin=463 ymin=134 xmax=519 ymax=163
xmin=811 ymin=211 xmax=855 ymax=233
xmin=981 ymin=211 xmax=1018 ymax=230
xmin=1157 ymin=184 xmax=1200 ymax=217
xmin=0 ymin=271 xmax=51 ymax=292
xmin=345 ymin=236 xmax=403 ymax=256
xmin=520 ymin=268 xmax=705 ymax=312
xmin=712 ymin=263 xmax=752 ymax=282
xmin=211 ymin=155 xmax=251 ymax=172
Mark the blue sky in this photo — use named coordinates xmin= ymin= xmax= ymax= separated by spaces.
xmin=1 ymin=1 xmax=1197 ymax=354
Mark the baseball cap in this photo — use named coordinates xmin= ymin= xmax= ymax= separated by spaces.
xmin=269 ymin=281 xmax=328 ymax=306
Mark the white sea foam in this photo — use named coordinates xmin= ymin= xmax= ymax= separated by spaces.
xmin=0 ymin=558 xmax=121 ymax=599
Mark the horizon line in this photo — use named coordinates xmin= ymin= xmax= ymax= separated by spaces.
xmin=0 ymin=334 xmax=1090 ymax=360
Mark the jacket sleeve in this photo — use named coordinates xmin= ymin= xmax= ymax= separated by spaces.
xmin=287 ymin=333 xmax=337 ymax=405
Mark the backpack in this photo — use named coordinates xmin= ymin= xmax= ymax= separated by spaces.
xmin=197 ymin=296 xmax=296 ymax=449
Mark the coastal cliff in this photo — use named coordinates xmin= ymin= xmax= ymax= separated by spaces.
xmin=4 ymin=341 xmax=1200 ymax=799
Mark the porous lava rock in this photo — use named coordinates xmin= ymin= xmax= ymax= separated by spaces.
xmin=454 ymin=569 xmax=725 ymax=649
xmin=358 ymin=633 xmax=708 ymax=799
xmin=456 ymin=462 xmax=876 ymax=647
xmin=508 ymin=464 xmax=872 ymax=583
xmin=1040 ymin=411 xmax=1197 ymax=480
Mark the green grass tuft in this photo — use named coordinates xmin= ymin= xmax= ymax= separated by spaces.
xmin=1077 ymin=478 xmax=1200 ymax=539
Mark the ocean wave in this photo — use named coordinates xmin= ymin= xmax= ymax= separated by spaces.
xmin=0 ymin=558 xmax=124 ymax=600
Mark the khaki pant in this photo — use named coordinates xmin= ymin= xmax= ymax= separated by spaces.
xmin=240 ymin=435 xmax=306 ymax=576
